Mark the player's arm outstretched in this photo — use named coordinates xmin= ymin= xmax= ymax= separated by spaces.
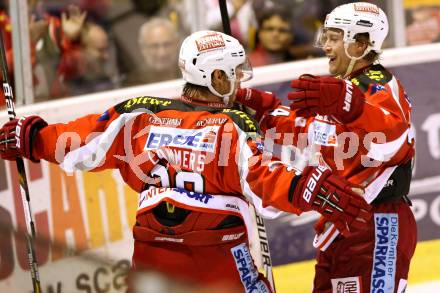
xmin=226 ymin=119 xmax=371 ymax=236
xmin=288 ymin=74 xmax=412 ymax=139
xmin=0 ymin=103 xmax=159 ymax=172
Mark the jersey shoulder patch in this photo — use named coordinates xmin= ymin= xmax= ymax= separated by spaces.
xmin=114 ymin=96 xmax=191 ymax=114
xmin=351 ymin=64 xmax=392 ymax=92
xmin=221 ymin=109 xmax=260 ymax=133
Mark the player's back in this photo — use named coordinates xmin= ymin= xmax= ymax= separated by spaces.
xmin=114 ymin=96 xmax=260 ymax=197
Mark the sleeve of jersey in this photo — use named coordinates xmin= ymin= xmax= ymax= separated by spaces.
xmin=32 ymin=108 xmax=148 ymax=173
xmin=347 ymin=83 xmax=413 ymax=162
xmin=259 ymin=105 xmax=307 ymax=146
xmin=232 ymin=124 xmax=303 ymax=218
xmin=348 ymin=83 xmax=411 ymax=138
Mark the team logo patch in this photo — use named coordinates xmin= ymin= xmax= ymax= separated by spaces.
xmin=331 ymin=276 xmax=361 ymax=293
xmin=145 ymin=125 xmax=219 ymax=153
xmin=231 ymin=243 xmax=270 ymax=293
xmin=371 ymin=213 xmax=398 ymax=293
xmin=195 ymin=33 xmax=225 ymax=52
xmin=308 ymin=120 xmax=338 ymax=146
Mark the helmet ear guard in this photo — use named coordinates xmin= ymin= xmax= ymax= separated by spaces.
xmin=178 ymin=30 xmax=253 ymax=105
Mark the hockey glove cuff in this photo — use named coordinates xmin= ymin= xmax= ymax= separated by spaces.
xmin=290 ymin=165 xmax=371 ymax=236
xmin=236 ymin=88 xmax=281 ymax=120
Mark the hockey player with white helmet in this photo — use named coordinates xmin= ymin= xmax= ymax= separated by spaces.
xmin=235 ymin=2 xmax=416 ymax=292
xmin=0 ymin=30 xmax=371 ymax=291
xmin=179 ymin=30 xmax=253 ymax=106
xmin=315 ymin=1 xmax=389 ymax=77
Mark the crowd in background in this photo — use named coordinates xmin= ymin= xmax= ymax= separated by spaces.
xmin=0 ymin=0 xmax=439 ymax=105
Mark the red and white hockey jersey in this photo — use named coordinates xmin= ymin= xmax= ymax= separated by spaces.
xmin=254 ymin=64 xmax=414 ymax=203
xmin=32 ymin=96 xmax=304 ymax=218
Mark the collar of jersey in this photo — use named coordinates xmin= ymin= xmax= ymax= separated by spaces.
xmin=179 ymin=95 xmax=227 ymax=109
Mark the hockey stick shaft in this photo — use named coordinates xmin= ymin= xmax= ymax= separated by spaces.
xmin=218 ymin=1 xmax=276 ymax=291
xmin=0 ymin=29 xmax=42 ymax=293
xmin=219 ymin=0 xmax=231 ymax=35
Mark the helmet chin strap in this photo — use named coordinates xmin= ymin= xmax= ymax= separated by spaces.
xmin=342 ymin=43 xmax=373 ymax=78
xmin=207 ymin=78 xmax=236 ymax=106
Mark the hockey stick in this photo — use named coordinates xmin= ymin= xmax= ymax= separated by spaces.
xmin=218 ymin=1 xmax=276 ymax=291
xmin=219 ymin=0 xmax=231 ymax=35
xmin=0 ymin=29 xmax=42 ymax=292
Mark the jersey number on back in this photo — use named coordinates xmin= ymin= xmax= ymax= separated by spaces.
xmin=150 ymin=165 xmax=205 ymax=193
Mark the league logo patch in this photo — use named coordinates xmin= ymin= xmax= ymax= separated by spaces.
xmin=331 ymin=276 xmax=361 ymax=293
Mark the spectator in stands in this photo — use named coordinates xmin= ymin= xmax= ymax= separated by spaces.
xmin=406 ymin=5 xmax=440 ymax=45
xmin=249 ymin=7 xmax=295 ymax=67
xmin=124 ymin=17 xmax=181 ymax=86
xmin=53 ymin=22 xmax=118 ymax=97
xmin=0 ymin=2 xmax=55 ymax=105
xmin=110 ymin=0 xmax=184 ymax=81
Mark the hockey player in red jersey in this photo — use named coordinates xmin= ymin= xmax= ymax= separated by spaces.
xmin=0 ymin=30 xmax=371 ymax=291
xmin=236 ymin=2 xmax=416 ymax=292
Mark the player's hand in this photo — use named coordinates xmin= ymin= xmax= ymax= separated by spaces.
xmin=291 ymin=165 xmax=371 ymax=236
xmin=288 ymin=75 xmax=365 ymax=123
xmin=235 ymin=88 xmax=281 ymax=120
xmin=0 ymin=116 xmax=47 ymax=162
xmin=61 ymin=5 xmax=87 ymax=41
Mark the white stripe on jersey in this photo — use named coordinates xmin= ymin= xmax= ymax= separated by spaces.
xmin=137 ymin=187 xmax=254 ymax=240
xmin=364 ymin=165 xmax=397 ymax=204
xmin=367 ymin=128 xmax=410 ymax=162
xmin=388 ymin=77 xmax=407 ymax=122
xmin=234 ymin=124 xmax=282 ymax=219
xmin=60 ymin=112 xmax=143 ymax=173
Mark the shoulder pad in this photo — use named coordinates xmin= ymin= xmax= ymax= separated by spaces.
xmin=221 ymin=109 xmax=260 ymax=133
xmin=114 ymin=96 xmax=191 ymax=114
xmin=350 ymin=64 xmax=392 ymax=92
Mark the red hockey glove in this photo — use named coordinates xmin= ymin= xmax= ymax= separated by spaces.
xmin=235 ymin=88 xmax=281 ymax=120
xmin=0 ymin=116 xmax=48 ymax=162
xmin=288 ymin=75 xmax=365 ymax=123
xmin=291 ymin=165 xmax=371 ymax=236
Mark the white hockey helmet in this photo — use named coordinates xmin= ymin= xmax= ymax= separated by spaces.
xmin=178 ymin=30 xmax=252 ymax=103
xmin=323 ymin=2 xmax=389 ymax=52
